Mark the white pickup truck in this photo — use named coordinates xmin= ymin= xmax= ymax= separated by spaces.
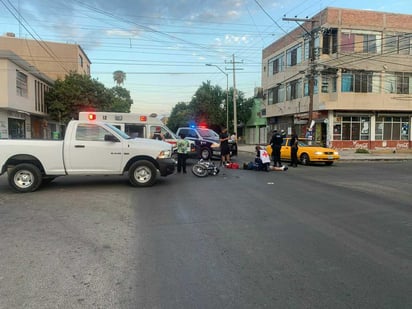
xmin=0 ymin=120 xmax=176 ymax=193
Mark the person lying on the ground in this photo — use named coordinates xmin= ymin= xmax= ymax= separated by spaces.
xmin=242 ymin=145 xmax=288 ymax=171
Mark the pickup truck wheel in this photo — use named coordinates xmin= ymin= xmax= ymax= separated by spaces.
xmin=200 ymin=148 xmax=211 ymax=160
xmin=129 ymin=160 xmax=157 ymax=187
xmin=8 ymin=163 xmax=42 ymax=193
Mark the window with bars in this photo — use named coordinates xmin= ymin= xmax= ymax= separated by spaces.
xmin=384 ymin=72 xmax=412 ymax=94
xmin=286 ymin=44 xmax=302 ymax=67
xmin=340 ymin=31 xmax=381 ymax=54
xmin=384 ymin=33 xmax=412 ymax=55
xmin=268 ymin=54 xmax=284 ymax=75
xmin=341 ymin=70 xmax=380 ymax=93
xmin=16 ymin=70 xmax=28 ymax=97
xmin=286 ymin=79 xmax=302 ymax=100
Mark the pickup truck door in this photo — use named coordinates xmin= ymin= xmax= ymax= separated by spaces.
xmin=65 ymin=123 xmax=124 ymax=174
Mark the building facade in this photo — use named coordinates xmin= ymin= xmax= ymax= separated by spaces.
xmin=0 ymin=51 xmax=53 ymax=139
xmin=0 ymin=33 xmax=91 ymax=80
xmin=262 ymin=7 xmax=412 ymax=150
xmin=0 ymin=34 xmax=91 ymax=139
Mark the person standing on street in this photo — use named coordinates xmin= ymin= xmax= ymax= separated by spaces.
xmin=152 ymin=127 xmax=164 ymax=141
xmin=220 ymin=127 xmax=231 ymax=165
xmin=289 ymin=132 xmax=299 ymax=167
xmin=270 ymin=129 xmax=283 ymax=167
xmin=176 ymin=133 xmax=189 ymax=173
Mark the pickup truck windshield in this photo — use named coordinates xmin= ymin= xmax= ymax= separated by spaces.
xmin=104 ymin=123 xmax=131 ymax=139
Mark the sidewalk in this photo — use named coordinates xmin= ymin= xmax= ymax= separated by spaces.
xmin=237 ymin=144 xmax=412 ymax=161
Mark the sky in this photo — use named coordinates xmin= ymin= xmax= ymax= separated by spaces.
xmin=1 ymin=0 xmax=412 ymax=116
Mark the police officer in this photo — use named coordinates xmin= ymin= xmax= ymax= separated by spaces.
xmin=270 ymin=129 xmax=283 ymax=167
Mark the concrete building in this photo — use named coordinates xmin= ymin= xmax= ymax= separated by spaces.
xmin=0 ymin=51 xmax=54 ymax=139
xmin=243 ymin=88 xmax=267 ymax=145
xmin=0 ymin=33 xmax=91 ymax=139
xmin=262 ymin=7 xmax=412 ymax=150
xmin=0 ymin=33 xmax=91 ymax=80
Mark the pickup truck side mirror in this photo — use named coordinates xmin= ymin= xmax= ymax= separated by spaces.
xmin=104 ymin=134 xmax=119 ymax=142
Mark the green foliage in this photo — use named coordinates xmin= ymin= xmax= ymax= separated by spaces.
xmin=189 ymin=81 xmax=226 ymax=130
xmin=167 ymin=80 xmax=253 ymax=134
xmin=45 ymin=72 xmax=133 ymax=124
xmin=355 ymin=148 xmax=370 ymax=153
xmin=167 ymin=102 xmax=193 ymax=132
xmin=106 ymin=86 xmax=133 ymax=113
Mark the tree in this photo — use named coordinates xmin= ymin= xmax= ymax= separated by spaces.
xmin=45 ymin=72 xmax=133 ymax=124
xmin=167 ymin=80 xmax=253 ymax=134
xmin=113 ymin=70 xmax=126 ymax=86
xmin=189 ymin=81 xmax=226 ymax=130
xmin=167 ymin=102 xmax=193 ymax=132
xmin=106 ymin=86 xmax=133 ymax=113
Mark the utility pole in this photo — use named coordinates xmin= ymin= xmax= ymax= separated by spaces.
xmin=226 ymin=54 xmax=243 ymax=138
xmin=283 ymin=17 xmax=317 ymax=135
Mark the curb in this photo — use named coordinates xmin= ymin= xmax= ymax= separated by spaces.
xmin=237 ymin=149 xmax=412 ymax=161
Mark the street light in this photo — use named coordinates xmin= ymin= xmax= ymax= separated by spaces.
xmin=205 ymin=63 xmax=229 ymax=130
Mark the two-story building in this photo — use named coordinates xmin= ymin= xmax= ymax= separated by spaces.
xmin=262 ymin=7 xmax=412 ymax=150
xmin=0 ymin=50 xmax=53 ymax=139
xmin=0 ymin=33 xmax=91 ymax=139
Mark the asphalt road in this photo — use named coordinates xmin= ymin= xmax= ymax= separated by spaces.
xmin=0 ymin=158 xmax=411 ymax=309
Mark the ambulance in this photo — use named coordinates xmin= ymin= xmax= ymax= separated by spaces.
xmin=78 ymin=112 xmax=195 ymax=157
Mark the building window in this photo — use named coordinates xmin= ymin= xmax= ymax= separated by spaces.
xmin=375 ymin=116 xmax=409 ymax=140
xmin=286 ymin=44 xmax=302 ymax=67
xmin=384 ymin=33 xmax=412 ymax=55
xmin=304 ymin=77 xmax=318 ymax=96
xmin=321 ymin=74 xmax=337 ymax=93
xmin=334 ymin=116 xmax=370 ymax=140
xmin=384 ymin=72 xmax=412 ymax=94
xmin=341 ymin=70 xmax=380 ymax=93
xmin=267 ymin=88 xmax=274 ymax=105
xmin=79 ymin=54 xmax=83 ymax=68
xmin=286 ymin=79 xmax=302 ymax=100
xmin=268 ymin=54 xmax=284 ymax=75
xmin=267 ymin=85 xmax=285 ymax=104
xmin=363 ymin=34 xmax=377 ymax=53
xmin=341 ymin=30 xmax=381 ymax=54
xmin=16 ymin=70 xmax=28 ymax=97
xmin=322 ymin=28 xmax=338 ymax=54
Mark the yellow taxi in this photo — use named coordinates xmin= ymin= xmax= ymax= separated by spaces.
xmin=266 ymin=138 xmax=340 ymax=166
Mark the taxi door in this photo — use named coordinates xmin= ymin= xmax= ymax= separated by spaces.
xmin=280 ymin=138 xmax=291 ymax=161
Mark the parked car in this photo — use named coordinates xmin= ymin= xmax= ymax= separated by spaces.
xmin=266 ymin=138 xmax=340 ymax=165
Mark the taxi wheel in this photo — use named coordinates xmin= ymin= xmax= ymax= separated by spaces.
xmin=300 ymin=153 xmax=310 ymax=165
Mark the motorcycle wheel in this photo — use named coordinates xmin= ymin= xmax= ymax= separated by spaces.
xmin=191 ymin=163 xmax=208 ymax=177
